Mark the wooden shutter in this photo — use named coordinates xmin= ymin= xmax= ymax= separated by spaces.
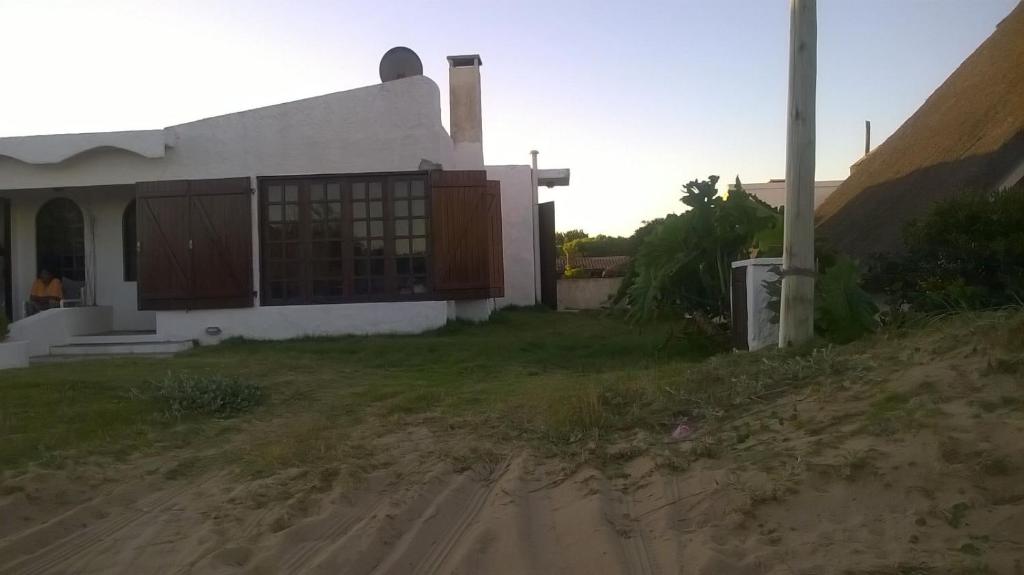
xmin=136 ymin=177 xmax=253 ymax=310
xmin=137 ymin=181 xmax=191 ymax=310
xmin=430 ymin=171 xmax=505 ymax=299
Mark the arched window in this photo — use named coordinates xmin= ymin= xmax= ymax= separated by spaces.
xmin=123 ymin=200 xmax=137 ymax=281
xmin=36 ymin=198 xmax=85 ymax=281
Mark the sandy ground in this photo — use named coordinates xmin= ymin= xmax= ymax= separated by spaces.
xmin=3 ymin=320 xmax=1024 ymax=574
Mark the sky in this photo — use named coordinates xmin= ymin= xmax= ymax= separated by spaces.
xmin=0 ymin=0 xmax=1017 ymax=236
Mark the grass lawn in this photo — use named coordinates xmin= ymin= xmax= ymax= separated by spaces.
xmin=0 ymin=308 xmax=723 ymax=475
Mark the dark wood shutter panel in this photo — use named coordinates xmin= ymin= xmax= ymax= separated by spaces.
xmin=430 ymin=170 xmax=504 ymax=299
xmin=485 ymin=180 xmax=504 ymax=298
xmin=136 ymin=178 xmax=253 ymax=310
xmin=137 ymin=181 xmax=191 ymax=310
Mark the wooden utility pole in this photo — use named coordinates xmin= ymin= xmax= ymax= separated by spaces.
xmin=779 ymin=0 xmax=817 ymax=347
xmin=865 ymin=120 xmax=871 ymax=155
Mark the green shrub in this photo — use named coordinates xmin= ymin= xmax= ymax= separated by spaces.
xmin=563 ymin=266 xmax=590 ymax=279
xmin=148 ymin=372 xmax=263 ymax=418
xmin=815 ymin=257 xmax=879 ymax=343
xmin=866 ymin=183 xmax=1024 ymax=311
xmin=0 ymin=313 xmax=8 ymax=342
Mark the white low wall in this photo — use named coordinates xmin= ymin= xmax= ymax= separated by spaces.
xmin=0 ymin=340 xmax=30 ymax=370
xmin=8 ymin=306 xmax=113 ymax=357
xmin=557 ymin=278 xmax=622 ymax=310
xmin=156 ymin=301 xmax=450 ymax=345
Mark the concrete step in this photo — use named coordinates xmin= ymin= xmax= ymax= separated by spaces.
xmin=68 ymin=331 xmax=165 ymax=345
xmin=50 ymin=340 xmax=194 ymax=356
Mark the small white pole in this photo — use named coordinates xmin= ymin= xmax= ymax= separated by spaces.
xmin=779 ymin=0 xmax=817 ymax=347
xmin=530 ymin=150 xmax=541 ymax=304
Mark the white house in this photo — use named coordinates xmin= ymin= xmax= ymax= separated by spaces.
xmin=0 ymin=49 xmax=569 ymax=362
xmin=730 ymin=179 xmax=843 ymax=210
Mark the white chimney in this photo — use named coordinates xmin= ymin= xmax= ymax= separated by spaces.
xmin=447 ymin=54 xmax=483 ymax=169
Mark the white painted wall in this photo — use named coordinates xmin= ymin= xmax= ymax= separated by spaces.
xmin=0 ymin=76 xmax=453 ymax=189
xmin=156 ymin=301 xmax=448 ymax=345
xmin=0 ymin=340 xmax=30 ymax=370
xmin=486 ymin=165 xmax=537 ymax=308
xmin=8 ymin=306 xmax=113 ymax=357
xmin=557 ymin=277 xmax=622 ymax=310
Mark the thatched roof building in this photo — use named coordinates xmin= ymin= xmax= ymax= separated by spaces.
xmin=816 ymin=2 xmax=1024 ymax=258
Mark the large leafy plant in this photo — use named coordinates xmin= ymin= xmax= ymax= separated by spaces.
xmin=622 ymin=176 xmax=777 ymax=321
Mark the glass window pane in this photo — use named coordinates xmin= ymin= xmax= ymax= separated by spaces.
xmin=285 ymin=243 xmax=300 ymax=259
xmin=267 ymin=223 xmax=282 ymax=241
xmin=355 ymin=259 xmax=367 ymax=276
xmin=412 ymin=219 xmax=425 ymax=236
xmin=327 ymin=202 xmax=341 ymax=219
xmin=369 ymin=201 xmax=383 ymax=218
xmin=370 ymin=239 xmax=384 ymax=255
xmin=329 ymin=241 xmax=342 ymax=258
xmin=412 ymin=238 xmax=426 ymax=255
xmin=268 ymin=244 xmax=283 ymax=259
xmin=411 ymin=180 xmax=425 ymax=198
xmin=327 ymin=183 xmax=341 ymax=200
xmin=394 ymin=181 xmax=409 ymax=198
xmin=370 ymin=221 xmax=383 ymax=237
xmin=310 ymin=183 xmax=325 ymax=201
xmin=354 ymin=240 xmax=367 ymax=256
xmin=413 ymin=257 xmax=426 ymax=275
xmin=395 ymin=239 xmax=410 ymax=255
xmin=370 ymin=259 xmax=385 ymax=275
xmin=352 ymin=182 xmax=366 ymax=200
xmin=352 ymin=202 xmax=366 ymax=219
xmin=412 ymin=199 xmax=425 ymax=217
xmin=285 ymin=185 xmax=299 ymax=202
xmin=395 ymin=220 xmax=409 ymax=236
xmin=353 ymin=221 xmax=367 ymax=237
xmin=268 ymin=205 xmax=282 ymax=222
xmin=310 ymin=203 xmax=326 ymax=222
xmin=355 ymin=278 xmax=368 ymax=294
xmin=285 ymin=205 xmax=299 ymax=221
xmin=268 ymin=185 xmax=282 ymax=203
xmin=328 ymin=260 xmax=343 ymax=275
xmin=394 ymin=201 xmax=408 ymax=217
xmin=369 ymin=182 xmax=382 ymax=200
xmin=397 ymin=257 xmax=410 ymax=275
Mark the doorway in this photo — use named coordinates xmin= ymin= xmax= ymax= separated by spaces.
xmin=1 ymin=198 xmax=11 ymax=321
xmin=36 ymin=198 xmax=85 ymax=282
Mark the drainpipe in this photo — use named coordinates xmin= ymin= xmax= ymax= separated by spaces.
xmin=530 ymin=150 xmax=540 ymax=304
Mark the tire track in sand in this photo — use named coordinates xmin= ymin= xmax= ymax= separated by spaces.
xmin=1 ymin=477 xmax=216 ymax=575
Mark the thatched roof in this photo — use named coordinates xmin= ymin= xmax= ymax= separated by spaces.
xmin=816 ymin=2 xmax=1024 ymax=258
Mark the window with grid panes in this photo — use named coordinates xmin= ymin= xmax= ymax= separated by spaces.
xmin=263 ymin=183 xmax=303 ymax=303
xmin=309 ymin=181 xmax=345 ymax=299
xmin=351 ymin=181 xmax=386 ymax=295
xmin=392 ymin=179 xmax=429 ymax=294
xmin=259 ymin=173 xmax=430 ymax=305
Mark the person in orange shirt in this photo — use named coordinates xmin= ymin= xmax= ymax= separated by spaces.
xmin=27 ymin=267 xmax=63 ymax=315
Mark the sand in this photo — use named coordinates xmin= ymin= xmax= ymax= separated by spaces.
xmin=3 ymin=318 xmax=1024 ymax=573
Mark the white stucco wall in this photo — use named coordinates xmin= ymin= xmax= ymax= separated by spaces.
xmin=557 ymin=277 xmax=622 ymax=310
xmin=8 ymin=306 xmax=113 ymax=357
xmin=0 ymin=340 xmax=30 ymax=370
xmin=485 ymin=165 xmax=537 ymax=308
xmin=156 ymin=301 xmax=448 ymax=345
xmin=0 ymin=76 xmax=454 ymax=189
